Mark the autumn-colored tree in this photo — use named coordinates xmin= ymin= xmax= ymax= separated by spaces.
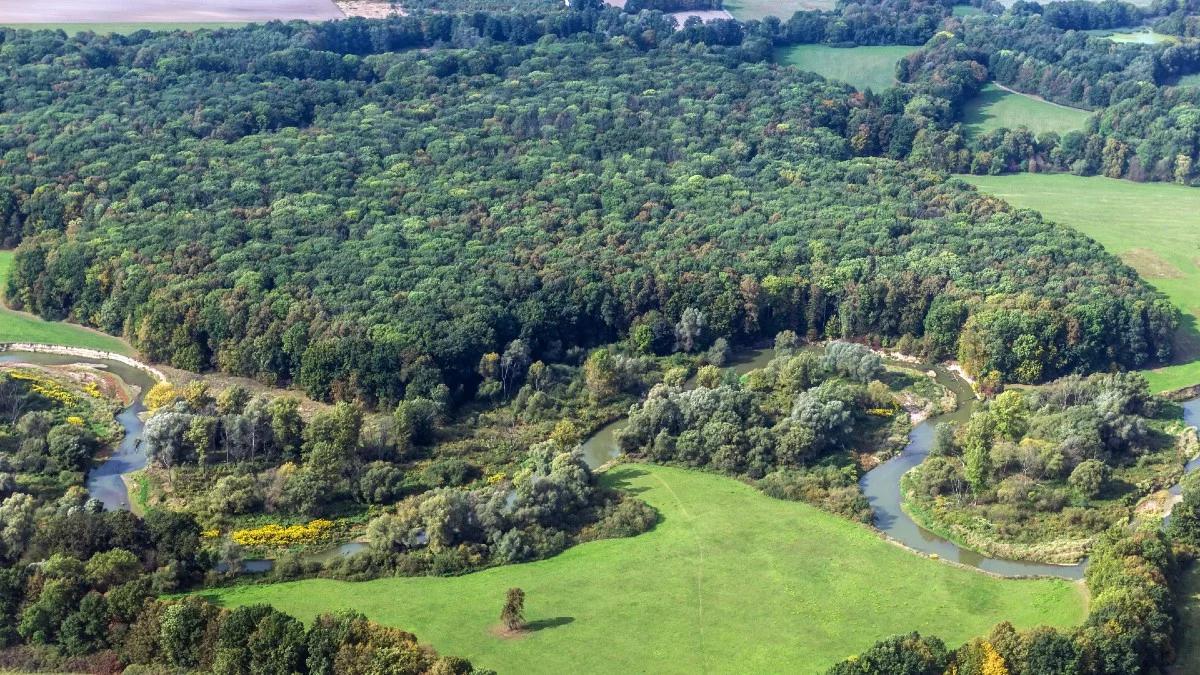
xmin=501 ymin=587 xmax=525 ymax=631
xmin=145 ymin=382 xmax=179 ymax=411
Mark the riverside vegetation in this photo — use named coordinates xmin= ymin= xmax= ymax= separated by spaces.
xmin=3 ymin=0 xmax=1200 ymax=673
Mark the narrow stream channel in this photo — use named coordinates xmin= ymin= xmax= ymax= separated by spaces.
xmin=0 ymin=350 xmax=157 ymax=510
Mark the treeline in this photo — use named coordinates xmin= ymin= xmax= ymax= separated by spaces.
xmin=139 ymin=379 xmax=655 ymax=576
xmin=362 ymin=442 xmax=657 ymax=576
xmin=772 ymin=0 xmax=954 ymax=47
xmin=829 ymin=527 xmax=1177 ymax=674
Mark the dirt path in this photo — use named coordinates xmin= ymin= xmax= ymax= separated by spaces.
xmin=992 ymin=82 xmax=1092 ymax=114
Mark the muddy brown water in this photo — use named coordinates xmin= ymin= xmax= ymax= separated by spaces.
xmin=0 ymin=0 xmax=344 ymax=23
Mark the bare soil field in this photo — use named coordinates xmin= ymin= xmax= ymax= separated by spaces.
xmin=669 ymin=9 xmax=734 ymax=22
xmin=337 ymin=0 xmax=405 ymax=17
xmin=0 ymin=0 xmax=344 ymax=23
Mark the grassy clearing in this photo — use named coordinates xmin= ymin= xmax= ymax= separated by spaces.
xmin=0 ymin=22 xmax=244 ymax=34
xmin=1175 ymin=73 xmax=1200 ymax=88
xmin=777 ymin=44 xmax=916 ymax=93
xmin=962 ymin=174 xmax=1200 ymax=392
xmin=961 ymin=83 xmax=1090 ymax=137
xmin=0 ymin=251 xmax=132 ymax=354
xmin=205 ymin=464 xmax=1086 ymax=674
xmin=952 ymin=4 xmax=985 ymax=16
xmin=1086 ymin=28 xmax=1179 ymax=45
xmin=724 ymin=0 xmax=834 ymax=21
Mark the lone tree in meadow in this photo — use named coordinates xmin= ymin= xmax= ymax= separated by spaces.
xmin=501 ymin=587 xmax=526 ymax=631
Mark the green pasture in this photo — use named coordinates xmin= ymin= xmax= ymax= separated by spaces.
xmin=777 ymin=44 xmax=916 ymax=92
xmin=206 ymin=464 xmax=1086 ymax=674
xmin=961 ymin=83 xmax=1090 ymax=137
xmin=0 ymin=251 xmax=133 ymax=354
xmin=963 ymin=174 xmax=1200 ymax=392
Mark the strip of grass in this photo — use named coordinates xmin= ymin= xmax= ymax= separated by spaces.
xmin=952 ymin=4 xmax=985 ymax=16
xmin=0 ymin=22 xmax=244 ymax=34
xmin=961 ymin=83 xmax=1090 ymax=137
xmin=204 ymin=464 xmax=1086 ymax=674
xmin=0 ymin=251 xmax=132 ymax=354
xmin=776 ymin=44 xmax=916 ymax=92
xmin=962 ymin=174 xmax=1200 ymax=392
xmin=724 ymin=0 xmax=834 ymax=21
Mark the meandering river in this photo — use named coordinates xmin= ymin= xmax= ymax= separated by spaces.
xmin=582 ymin=348 xmax=1200 ymax=580
xmin=0 ymin=350 xmax=157 ymax=510
xmin=7 ymin=346 xmax=1199 ymax=580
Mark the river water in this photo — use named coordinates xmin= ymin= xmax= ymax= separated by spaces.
xmin=581 ymin=348 xmax=1200 ymax=580
xmin=0 ymin=351 xmax=156 ymax=510
xmin=8 ymin=347 xmax=1199 ymax=580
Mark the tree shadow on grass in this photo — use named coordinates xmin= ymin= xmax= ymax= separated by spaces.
xmin=525 ymin=616 xmax=575 ymax=632
xmin=598 ymin=465 xmax=651 ymax=495
xmin=1169 ymin=315 xmax=1200 ymax=366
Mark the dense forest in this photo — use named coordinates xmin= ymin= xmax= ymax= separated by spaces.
xmin=0 ymin=14 xmax=1177 ymax=410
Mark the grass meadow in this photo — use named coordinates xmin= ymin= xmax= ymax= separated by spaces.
xmin=206 ymin=464 xmax=1087 ymax=674
xmin=1086 ymin=28 xmax=1178 ymax=45
xmin=963 ymin=174 xmax=1200 ymax=392
xmin=0 ymin=250 xmax=133 ymax=354
xmin=961 ymin=83 xmax=1090 ymax=137
xmin=777 ymin=44 xmax=916 ymax=92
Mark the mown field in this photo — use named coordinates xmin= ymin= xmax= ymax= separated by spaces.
xmin=206 ymin=464 xmax=1086 ymax=674
xmin=724 ymin=0 xmax=834 ymax=21
xmin=961 ymin=83 xmax=1090 ymax=137
xmin=0 ymin=22 xmax=244 ymax=34
xmin=777 ymin=44 xmax=915 ymax=92
xmin=963 ymin=174 xmax=1200 ymax=392
xmin=0 ymin=251 xmax=133 ymax=354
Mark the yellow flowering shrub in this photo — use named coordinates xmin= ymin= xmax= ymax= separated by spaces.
xmin=231 ymin=519 xmax=335 ymax=547
xmin=144 ymin=382 xmax=180 ymax=411
xmin=11 ymin=371 xmax=77 ymax=405
xmin=486 ymin=472 xmax=507 ymax=485
xmin=82 ymin=381 xmax=103 ymax=398
xmin=66 ymin=416 xmax=85 ymax=426
xmin=201 ymin=529 xmax=220 ymax=539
